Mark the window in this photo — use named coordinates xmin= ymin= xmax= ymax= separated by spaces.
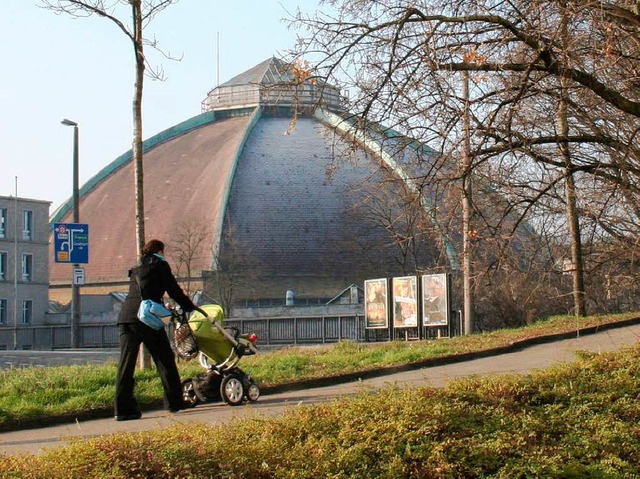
xmin=0 ymin=252 xmax=6 ymax=280
xmin=0 ymin=208 xmax=6 ymax=238
xmin=22 ymin=300 xmax=32 ymax=324
xmin=23 ymin=210 xmax=33 ymax=240
xmin=0 ymin=299 xmax=6 ymax=324
xmin=22 ymin=254 xmax=33 ymax=282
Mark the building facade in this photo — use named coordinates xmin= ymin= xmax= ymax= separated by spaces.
xmin=49 ymin=58 xmax=448 ymax=309
xmin=0 ymin=196 xmax=50 ymax=347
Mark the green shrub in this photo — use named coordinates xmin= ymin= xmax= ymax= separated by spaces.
xmin=2 ymin=344 xmax=640 ymax=478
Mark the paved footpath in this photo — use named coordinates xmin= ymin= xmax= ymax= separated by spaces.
xmin=1 ymin=323 xmax=639 ymax=457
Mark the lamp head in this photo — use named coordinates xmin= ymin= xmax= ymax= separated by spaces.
xmin=61 ymin=118 xmax=78 ymax=127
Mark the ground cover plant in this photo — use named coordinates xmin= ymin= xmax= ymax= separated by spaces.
xmin=1 ymin=342 xmax=639 ymax=478
xmin=0 ymin=312 xmax=637 ymax=432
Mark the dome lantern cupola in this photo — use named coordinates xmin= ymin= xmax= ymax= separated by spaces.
xmin=201 ymin=57 xmax=344 ymax=114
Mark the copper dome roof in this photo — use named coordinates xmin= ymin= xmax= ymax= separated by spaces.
xmin=50 ymin=59 xmax=447 ymax=301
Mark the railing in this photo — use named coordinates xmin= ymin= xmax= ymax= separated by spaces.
xmin=0 ymin=313 xmax=458 ymax=350
xmin=201 ymin=84 xmax=344 ymax=113
xmin=226 ymin=316 xmax=366 ymax=345
xmin=0 ymin=323 xmax=120 ymax=350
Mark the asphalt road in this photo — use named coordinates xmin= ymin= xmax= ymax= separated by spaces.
xmin=1 ymin=323 xmax=639 ymax=457
xmin=0 ymin=349 xmax=119 ymax=370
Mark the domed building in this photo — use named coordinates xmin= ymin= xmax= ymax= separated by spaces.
xmin=49 ymin=58 xmax=453 ymax=309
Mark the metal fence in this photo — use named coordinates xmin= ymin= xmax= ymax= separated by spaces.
xmin=0 ymin=313 xmax=459 ymax=350
xmin=0 ymin=323 xmax=120 ymax=350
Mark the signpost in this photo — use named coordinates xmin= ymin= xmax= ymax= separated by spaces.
xmin=53 ymin=222 xmax=88 ymax=348
xmin=73 ymin=268 xmax=85 ymax=285
xmin=53 ymin=223 xmax=89 ymax=264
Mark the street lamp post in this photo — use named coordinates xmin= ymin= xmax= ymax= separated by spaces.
xmin=61 ymin=118 xmax=81 ymax=348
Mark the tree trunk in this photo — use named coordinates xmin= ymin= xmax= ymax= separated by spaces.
xmin=557 ymin=4 xmax=586 ymax=317
xmin=132 ymin=0 xmax=145 ymax=257
xmin=462 ymin=70 xmax=475 ymax=334
xmin=131 ymin=0 xmax=152 ymax=369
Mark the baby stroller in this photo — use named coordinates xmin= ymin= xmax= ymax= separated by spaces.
xmin=173 ymin=304 xmax=260 ymax=407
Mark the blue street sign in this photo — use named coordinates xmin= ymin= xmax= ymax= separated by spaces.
xmin=53 ymin=223 xmax=89 ymax=264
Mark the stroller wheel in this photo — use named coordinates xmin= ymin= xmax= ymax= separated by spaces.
xmin=247 ymin=382 xmax=260 ymax=402
xmin=181 ymin=379 xmax=199 ymax=408
xmin=220 ymin=373 xmax=245 ymax=406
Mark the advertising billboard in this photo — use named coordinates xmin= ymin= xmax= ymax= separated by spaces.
xmin=422 ymin=273 xmax=448 ymax=326
xmin=364 ymin=278 xmax=388 ymax=329
xmin=392 ymin=276 xmax=418 ymax=328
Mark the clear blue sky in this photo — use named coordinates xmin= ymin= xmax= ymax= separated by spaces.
xmin=0 ymin=0 xmax=322 ymax=213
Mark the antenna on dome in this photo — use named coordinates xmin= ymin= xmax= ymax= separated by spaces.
xmin=216 ymin=31 xmax=220 ymax=87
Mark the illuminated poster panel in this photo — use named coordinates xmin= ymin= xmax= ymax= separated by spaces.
xmin=392 ymin=276 xmax=418 ymax=328
xmin=422 ymin=273 xmax=449 ymax=326
xmin=365 ymin=278 xmax=389 ymax=329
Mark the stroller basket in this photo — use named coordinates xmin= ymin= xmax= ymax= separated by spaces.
xmin=173 ymin=320 xmax=199 ymax=361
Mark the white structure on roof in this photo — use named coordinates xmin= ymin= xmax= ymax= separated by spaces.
xmin=201 ymin=57 xmax=344 ymax=113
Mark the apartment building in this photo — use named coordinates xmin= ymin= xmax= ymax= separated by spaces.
xmin=0 ymin=196 xmax=50 ymax=338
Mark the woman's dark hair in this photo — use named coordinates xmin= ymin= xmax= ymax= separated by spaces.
xmin=141 ymin=239 xmax=165 ymax=256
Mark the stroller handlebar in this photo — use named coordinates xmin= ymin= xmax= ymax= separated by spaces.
xmin=211 ymin=319 xmax=258 ymax=355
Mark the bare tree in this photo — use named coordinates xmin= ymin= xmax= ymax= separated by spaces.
xmin=42 ymin=0 xmax=181 ymax=367
xmin=343 ymin=174 xmax=447 ymax=276
xmin=42 ymin=0 xmax=180 ymax=257
xmin=292 ymin=0 xmax=640 ymax=321
xmin=167 ymin=221 xmax=210 ymax=296
xmin=203 ymin=225 xmax=260 ymax=316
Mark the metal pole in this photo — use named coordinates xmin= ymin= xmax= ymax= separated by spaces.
xmin=13 ymin=177 xmax=18 ymax=350
xmin=62 ymin=119 xmax=81 ymax=349
xmin=71 ymin=124 xmax=81 ymax=348
xmin=216 ymin=31 xmax=220 ymax=88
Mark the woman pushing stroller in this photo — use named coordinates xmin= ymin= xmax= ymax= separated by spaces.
xmin=114 ymin=239 xmax=207 ymax=421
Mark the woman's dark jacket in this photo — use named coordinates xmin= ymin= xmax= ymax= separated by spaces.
xmin=118 ymin=253 xmax=197 ymax=325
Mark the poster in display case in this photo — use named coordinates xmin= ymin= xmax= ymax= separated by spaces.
xmin=422 ymin=273 xmax=449 ymax=326
xmin=392 ymin=276 xmax=418 ymax=328
xmin=364 ymin=278 xmax=389 ymax=329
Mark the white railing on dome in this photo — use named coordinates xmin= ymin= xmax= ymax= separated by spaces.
xmin=202 ymin=86 xmax=261 ymax=112
xmin=202 ymin=83 xmax=344 ymax=113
